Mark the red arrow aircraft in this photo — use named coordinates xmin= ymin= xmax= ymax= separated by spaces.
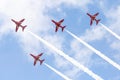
xmin=87 ymin=12 xmax=101 ymax=26
xmin=11 ymin=19 xmax=27 ymax=32
xmin=30 ymin=53 xmax=45 ymax=66
xmin=51 ymin=19 xmax=66 ymax=32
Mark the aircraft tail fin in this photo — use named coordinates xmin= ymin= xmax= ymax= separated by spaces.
xmin=62 ymin=26 xmax=66 ymax=32
xmin=96 ymin=19 xmax=101 ymax=25
xmin=22 ymin=25 xmax=27 ymax=31
xmin=40 ymin=59 xmax=45 ymax=65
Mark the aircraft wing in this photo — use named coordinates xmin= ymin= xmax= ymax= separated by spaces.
xmin=38 ymin=53 xmax=43 ymax=57
xmin=11 ymin=19 xmax=16 ymax=23
xmin=34 ymin=60 xmax=37 ymax=66
xmin=90 ymin=19 xmax=93 ymax=26
xmin=51 ymin=20 xmax=56 ymax=24
xmin=15 ymin=26 xmax=19 ymax=32
xmin=30 ymin=54 xmax=36 ymax=59
xmin=55 ymin=26 xmax=59 ymax=32
xmin=11 ymin=19 xmax=19 ymax=25
xmin=87 ymin=13 xmax=92 ymax=17
xmin=20 ymin=19 xmax=25 ymax=23
xmin=59 ymin=19 xmax=64 ymax=24
xmin=94 ymin=12 xmax=99 ymax=16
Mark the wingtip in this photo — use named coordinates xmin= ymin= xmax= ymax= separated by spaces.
xmin=51 ymin=19 xmax=53 ymax=21
xmin=22 ymin=18 xmax=25 ymax=20
xmin=62 ymin=19 xmax=64 ymax=21
xmin=11 ymin=19 xmax=14 ymax=21
xmin=41 ymin=53 xmax=43 ymax=55
xmin=34 ymin=64 xmax=36 ymax=66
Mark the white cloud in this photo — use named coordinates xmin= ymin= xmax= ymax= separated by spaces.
xmin=107 ymin=6 xmax=120 ymax=35
xmin=0 ymin=0 xmax=100 ymax=79
xmin=67 ymin=39 xmax=93 ymax=79
xmin=102 ymin=5 xmax=120 ymax=65
xmin=2 ymin=0 xmax=120 ymax=79
xmin=70 ymin=39 xmax=93 ymax=65
xmin=44 ymin=0 xmax=93 ymax=9
xmin=113 ymin=53 xmax=120 ymax=64
xmin=64 ymin=67 xmax=81 ymax=79
xmin=52 ymin=26 xmax=108 ymax=79
xmin=80 ymin=26 xmax=107 ymax=42
xmin=0 ymin=0 xmax=93 ymax=50
xmin=110 ymin=40 xmax=120 ymax=51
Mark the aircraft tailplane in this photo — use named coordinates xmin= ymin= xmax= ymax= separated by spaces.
xmin=96 ymin=19 xmax=101 ymax=25
xmin=62 ymin=26 xmax=66 ymax=32
xmin=22 ymin=25 xmax=27 ymax=31
xmin=40 ymin=59 xmax=45 ymax=65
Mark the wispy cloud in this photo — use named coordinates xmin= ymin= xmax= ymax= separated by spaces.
xmin=44 ymin=63 xmax=72 ymax=80
xmin=3 ymin=0 xmax=120 ymax=80
xmin=100 ymin=23 xmax=120 ymax=40
xmin=101 ymin=5 xmax=120 ymax=66
xmin=27 ymin=30 xmax=104 ymax=80
xmin=66 ymin=29 xmax=120 ymax=70
xmin=0 ymin=0 xmax=96 ymax=79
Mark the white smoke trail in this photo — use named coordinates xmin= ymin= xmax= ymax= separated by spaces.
xmin=100 ymin=23 xmax=120 ymax=40
xmin=65 ymin=29 xmax=120 ymax=71
xmin=44 ymin=63 xmax=72 ymax=80
xmin=26 ymin=30 xmax=103 ymax=80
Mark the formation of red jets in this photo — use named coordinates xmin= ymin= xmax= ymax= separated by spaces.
xmin=11 ymin=12 xmax=101 ymax=66
xmin=11 ymin=12 xmax=100 ymax=33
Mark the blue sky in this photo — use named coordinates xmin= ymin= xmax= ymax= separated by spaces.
xmin=0 ymin=0 xmax=120 ymax=80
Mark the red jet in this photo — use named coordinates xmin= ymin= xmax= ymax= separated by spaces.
xmin=87 ymin=12 xmax=101 ymax=26
xmin=11 ymin=19 xmax=27 ymax=32
xmin=51 ymin=19 xmax=66 ymax=32
xmin=30 ymin=53 xmax=45 ymax=66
